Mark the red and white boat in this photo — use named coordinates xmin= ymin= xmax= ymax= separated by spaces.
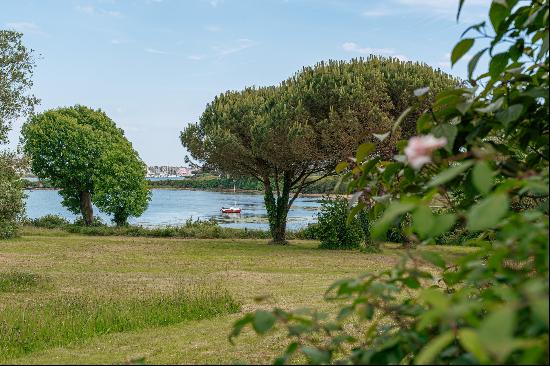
xmin=221 ymin=184 xmax=242 ymax=214
xmin=221 ymin=207 xmax=241 ymax=214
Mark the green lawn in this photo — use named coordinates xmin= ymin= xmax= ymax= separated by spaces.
xmin=0 ymin=228 xmax=473 ymax=364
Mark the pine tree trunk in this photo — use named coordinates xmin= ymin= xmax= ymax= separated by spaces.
xmin=79 ymin=191 xmax=94 ymax=226
xmin=263 ymin=174 xmax=291 ymax=244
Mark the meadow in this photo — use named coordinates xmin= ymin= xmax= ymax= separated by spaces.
xmin=0 ymin=227 xmax=473 ymax=364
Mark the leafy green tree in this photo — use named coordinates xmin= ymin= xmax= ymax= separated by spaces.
xmin=182 ymin=58 xmax=455 ymax=243
xmin=22 ymin=105 xmax=150 ymax=225
xmin=93 ymin=145 xmax=151 ymax=226
xmin=0 ymin=152 xmax=25 ymax=239
xmin=0 ymin=30 xmax=38 ymax=144
xmin=0 ymin=30 xmax=37 ymax=238
xmin=231 ymin=0 xmax=549 ymax=364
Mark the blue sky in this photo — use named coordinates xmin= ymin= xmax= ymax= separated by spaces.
xmin=2 ymin=0 xmax=490 ymax=165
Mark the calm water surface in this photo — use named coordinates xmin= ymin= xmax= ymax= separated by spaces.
xmin=25 ymin=189 xmax=321 ymax=230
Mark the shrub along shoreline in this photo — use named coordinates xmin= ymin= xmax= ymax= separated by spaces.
xmin=23 ymin=213 xmax=474 ymax=246
xmin=23 ymin=215 xmax=319 ymax=240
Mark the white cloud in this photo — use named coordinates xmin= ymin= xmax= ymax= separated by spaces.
xmin=396 ymin=0 xmax=487 ymax=10
xmin=205 ymin=25 xmax=222 ymax=32
xmin=342 ymin=42 xmax=409 ymax=61
xmin=342 ymin=42 xmax=395 ymax=55
xmin=101 ymin=9 xmax=122 ymax=17
xmin=4 ymin=22 xmax=43 ymax=34
xmin=362 ymin=9 xmax=390 ymax=17
xmin=209 ymin=0 xmax=223 ymax=7
xmin=145 ymin=48 xmax=169 ymax=55
xmin=393 ymin=0 xmax=489 ymax=21
xmin=75 ymin=5 xmax=122 ymax=17
xmin=214 ymin=38 xmax=258 ymax=56
xmin=111 ymin=39 xmax=128 ymax=45
xmin=393 ymin=54 xmax=410 ymax=62
xmin=76 ymin=5 xmax=96 ymax=14
xmin=187 ymin=55 xmax=205 ymax=60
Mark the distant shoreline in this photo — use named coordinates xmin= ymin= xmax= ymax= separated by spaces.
xmin=24 ymin=186 xmax=337 ymax=198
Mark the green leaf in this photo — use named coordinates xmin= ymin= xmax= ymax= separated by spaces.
xmin=496 ymin=104 xmax=523 ymax=127
xmin=468 ymin=48 xmax=487 ymax=80
xmin=356 ymin=142 xmax=376 ymax=163
xmin=274 ymin=342 xmax=299 ymax=365
xmin=427 ymin=161 xmax=474 ymax=188
xmin=382 ymin=162 xmax=403 ymax=184
xmin=252 ymin=310 xmax=277 ymax=334
xmin=420 ymin=251 xmax=446 ymax=269
xmin=537 ymin=31 xmax=549 ymax=60
xmin=403 ymin=276 xmax=421 ymax=289
xmin=458 ymin=329 xmax=490 ymax=364
xmin=489 ymin=2 xmax=508 ymax=32
xmin=430 ymin=214 xmax=456 ymax=237
xmin=478 ymin=306 xmax=517 ymax=361
xmin=372 ymin=201 xmax=416 ymax=239
xmin=301 ymin=347 xmax=331 ymax=364
xmin=415 ymin=331 xmax=455 ymax=365
xmin=335 ymin=161 xmax=349 ymax=174
xmin=489 ymin=52 xmax=509 ymax=78
xmin=229 ymin=313 xmax=254 ymax=343
xmin=522 ymin=87 xmax=549 ymax=100
xmin=451 ymin=38 xmax=475 ymax=65
xmin=532 ymin=298 xmax=549 ymax=328
xmin=421 ymin=288 xmax=450 ymax=309
xmin=472 ymin=161 xmax=493 ymax=195
xmin=467 ymin=193 xmax=509 ymax=231
xmin=416 ymin=113 xmax=434 ymax=133
xmin=412 ymin=206 xmax=434 ymax=238
xmin=456 ymin=100 xmax=472 ymax=115
xmin=432 ymin=124 xmax=458 ymax=153
xmin=347 ymin=201 xmax=365 ymax=225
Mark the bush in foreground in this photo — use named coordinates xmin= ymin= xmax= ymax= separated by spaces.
xmin=316 ymin=197 xmax=364 ymax=250
xmin=230 ymin=1 xmax=549 ymax=364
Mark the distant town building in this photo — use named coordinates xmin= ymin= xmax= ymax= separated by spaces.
xmin=146 ymin=166 xmax=194 ymax=178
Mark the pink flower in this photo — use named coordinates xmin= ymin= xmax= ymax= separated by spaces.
xmin=404 ymin=135 xmax=447 ymax=169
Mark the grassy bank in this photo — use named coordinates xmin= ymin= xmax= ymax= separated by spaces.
xmin=23 ymin=215 xmax=319 ymax=240
xmin=0 ymin=230 xmax=474 ymax=364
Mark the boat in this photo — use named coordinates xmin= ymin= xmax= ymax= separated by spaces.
xmin=221 ymin=207 xmax=242 ymax=214
xmin=221 ymin=183 xmax=242 ymax=214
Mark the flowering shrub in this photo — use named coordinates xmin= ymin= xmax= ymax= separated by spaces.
xmin=230 ymin=0 xmax=549 ymax=364
xmin=404 ymin=135 xmax=448 ymax=169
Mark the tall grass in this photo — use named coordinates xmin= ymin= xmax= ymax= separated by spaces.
xmin=0 ymin=287 xmax=240 ymax=361
xmin=0 ymin=272 xmax=47 ymax=293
